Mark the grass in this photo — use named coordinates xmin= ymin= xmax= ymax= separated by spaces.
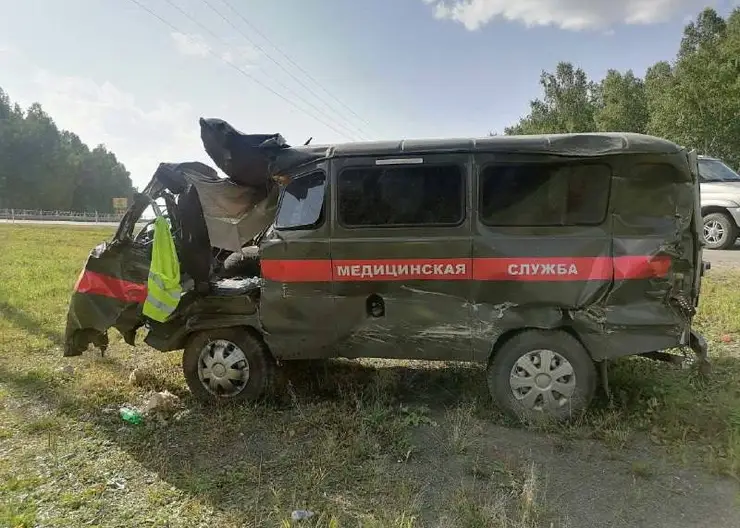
xmin=1 ymin=223 xmax=740 ymax=526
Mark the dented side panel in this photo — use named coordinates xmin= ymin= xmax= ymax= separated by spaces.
xmin=596 ymin=155 xmax=697 ymax=358
xmin=330 ymin=154 xmax=474 ymax=361
xmin=64 ymin=240 xmax=151 ymax=356
xmin=470 ymin=153 xmax=613 ymax=360
xmin=469 ymin=152 xmax=698 ymax=362
xmin=262 ymin=150 xmax=699 ymax=364
xmin=259 ymin=164 xmax=337 ymax=359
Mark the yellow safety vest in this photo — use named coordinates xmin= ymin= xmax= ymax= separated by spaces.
xmin=142 ymin=216 xmax=182 ymax=322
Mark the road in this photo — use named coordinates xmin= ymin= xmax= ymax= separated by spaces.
xmin=704 ymin=246 xmax=740 ymax=269
xmin=0 ymin=219 xmax=122 ymax=227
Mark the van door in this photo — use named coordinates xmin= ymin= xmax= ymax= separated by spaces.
xmin=330 ymin=154 xmax=473 ymax=361
xmin=471 ymin=154 xmax=613 ymax=360
xmin=259 ymin=165 xmax=336 ymax=359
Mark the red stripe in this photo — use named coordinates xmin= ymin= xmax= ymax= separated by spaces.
xmin=473 ymin=257 xmax=613 ymax=282
xmin=75 ymin=270 xmax=147 ymax=303
xmin=261 ymin=259 xmax=333 ymax=283
xmin=613 ymin=255 xmax=671 ymax=280
xmin=261 ymin=257 xmax=672 ymax=283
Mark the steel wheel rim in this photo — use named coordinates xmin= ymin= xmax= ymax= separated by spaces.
xmin=704 ymin=220 xmax=725 ymax=245
xmin=197 ymin=339 xmax=250 ymax=397
xmin=509 ymin=349 xmax=576 ymax=413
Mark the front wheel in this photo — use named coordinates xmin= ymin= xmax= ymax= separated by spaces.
xmin=702 ymin=212 xmax=737 ymax=250
xmin=487 ymin=330 xmax=597 ymax=423
xmin=183 ymin=327 xmax=274 ymax=403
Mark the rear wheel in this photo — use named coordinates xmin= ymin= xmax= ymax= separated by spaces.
xmin=183 ymin=327 xmax=273 ymax=403
xmin=487 ymin=330 xmax=596 ymax=423
xmin=702 ymin=212 xmax=737 ymax=250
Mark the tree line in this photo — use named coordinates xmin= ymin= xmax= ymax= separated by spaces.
xmin=0 ymin=88 xmax=134 ymax=212
xmin=504 ymin=7 xmax=740 ymax=169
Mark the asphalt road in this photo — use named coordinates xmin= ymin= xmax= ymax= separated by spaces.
xmin=704 ymin=246 xmax=740 ymax=269
xmin=0 ymin=219 xmax=122 ymax=227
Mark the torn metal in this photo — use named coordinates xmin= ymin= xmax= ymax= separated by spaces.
xmin=62 ymin=127 xmax=709 ymax=381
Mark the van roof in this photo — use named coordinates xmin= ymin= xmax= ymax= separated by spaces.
xmin=296 ymin=132 xmax=684 ymax=159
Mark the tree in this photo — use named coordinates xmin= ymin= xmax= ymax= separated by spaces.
xmin=505 ymin=62 xmax=598 ymax=135
xmin=647 ymin=8 xmax=740 ymax=167
xmin=0 ymin=87 xmax=134 ymax=211
xmin=503 ymin=7 xmax=740 ymax=169
xmin=594 ymin=70 xmax=648 ymax=134
xmin=679 ymin=7 xmax=727 ymax=58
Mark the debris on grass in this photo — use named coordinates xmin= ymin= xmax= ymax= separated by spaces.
xmin=142 ymin=390 xmax=180 ymax=416
xmin=119 ymin=406 xmax=143 ymax=425
xmin=128 ymin=368 xmax=145 ymax=386
xmin=291 ymin=509 xmax=315 ymax=521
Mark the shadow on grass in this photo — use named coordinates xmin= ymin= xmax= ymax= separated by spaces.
xmin=2 ymin=352 xmax=740 ymax=524
xmin=0 ymin=301 xmax=64 ymax=346
xmin=0 ymin=357 xmax=501 ymax=524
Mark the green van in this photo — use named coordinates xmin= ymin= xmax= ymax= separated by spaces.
xmin=63 ymin=121 xmax=709 ymax=422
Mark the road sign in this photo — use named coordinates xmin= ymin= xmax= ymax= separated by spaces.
xmin=112 ymin=197 xmax=128 ymax=212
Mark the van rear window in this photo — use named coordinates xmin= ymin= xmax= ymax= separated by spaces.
xmin=338 ymin=165 xmax=464 ymax=227
xmin=479 ymin=163 xmax=611 ymax=226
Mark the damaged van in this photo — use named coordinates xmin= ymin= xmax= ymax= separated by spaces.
xmin=63 ymin=119 xmax=710 ymax=421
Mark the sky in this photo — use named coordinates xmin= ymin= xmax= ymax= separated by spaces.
xmin=0 ymin=0 xmax=738 ymax=190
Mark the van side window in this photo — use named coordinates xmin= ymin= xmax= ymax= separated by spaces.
xmin=615 ymin=164 xmax=685 ymax=225
xmin=479 ymin=163 xmax=611 ymax=226
xmin=274 ymin=171 xmax=326 ymax=230
xmin=338 ymin=165 xmax=464 ymax=227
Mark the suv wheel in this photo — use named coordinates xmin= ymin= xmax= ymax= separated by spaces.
xmin=487 ymin=330 xmax=597 ymax=423
xmin=703 ymin=212 xmax=737 ymax=250
xmin=183 ymin=327 xmax=274 ymax=403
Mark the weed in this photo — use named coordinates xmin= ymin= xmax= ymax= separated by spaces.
xmin=1 ymin=224 xmax=740 ymax=526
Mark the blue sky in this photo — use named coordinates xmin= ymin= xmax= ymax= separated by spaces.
xmin=1 ymin=0 xmax=737 ymax=188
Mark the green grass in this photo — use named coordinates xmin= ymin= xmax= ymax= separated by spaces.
xmin=1 ymin=224 xmax=740 ymax=526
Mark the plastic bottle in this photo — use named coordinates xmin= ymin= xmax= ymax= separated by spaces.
xmin=119 ymin=407 xmax=143 ymax=425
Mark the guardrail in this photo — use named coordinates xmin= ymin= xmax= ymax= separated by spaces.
xmin=0 ymin=209 xmax=125 ymax=223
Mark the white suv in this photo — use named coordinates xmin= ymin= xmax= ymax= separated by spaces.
xmin=699 ymin=156 xmax=740 ymax=250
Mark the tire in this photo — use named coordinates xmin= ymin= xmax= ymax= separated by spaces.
xmin=702 ymin=212 xmax=737 ymax=250
xmin=182 ymin=327 xmax=274 ymax=403
xmin=487 ymin=330 xmax=597 ymax=424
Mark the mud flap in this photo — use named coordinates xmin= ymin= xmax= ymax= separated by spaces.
xmin=689 ymin=329 xmax=711 ymax=376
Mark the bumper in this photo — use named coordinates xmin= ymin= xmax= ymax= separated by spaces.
xmin=725 ymin=207 xmax=740 ymax=228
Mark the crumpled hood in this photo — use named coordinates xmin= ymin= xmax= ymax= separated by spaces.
xmin=64 ymin=117 xmax=326 ymax=355
xmin=197 ymin=117 xmax=325 ymax=248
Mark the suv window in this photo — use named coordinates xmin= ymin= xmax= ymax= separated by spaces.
xmin=275 ymin=171 xmax=326 ymax=230
xmin=479 ymin=163 xmax=611 ymax=226
xmin=338 ymin=164 xmax=464 ymax=227
xmin=698 ymin=158 xmax=740 ymax=182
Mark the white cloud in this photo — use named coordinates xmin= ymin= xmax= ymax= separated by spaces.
xmin=170 ymin=32 xmax=211 ymax=57
xmin=221 ymin=45 xmax=260 ymax=69
xmin=170 ymin=32 xmax=259 ymax=69
xmin=424 ymin=0 xmax=713 ymax=31
xmin=0 ymin=43 xmax=17 ymax=57
xmin=30 ymin=70 xmax=211 ymax=188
